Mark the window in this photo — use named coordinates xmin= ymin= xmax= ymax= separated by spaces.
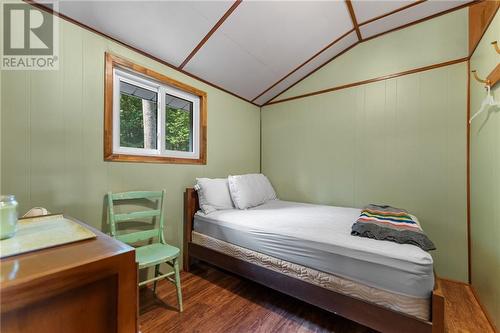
xmin=104 ymin=53 xmax=206 ymax=164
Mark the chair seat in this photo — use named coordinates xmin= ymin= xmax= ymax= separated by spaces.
xmin=135 ymin=243 xmax=180 ymax=269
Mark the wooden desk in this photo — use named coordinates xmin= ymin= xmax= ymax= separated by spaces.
xmin=0 ymin=216 xmax=137 ymax=333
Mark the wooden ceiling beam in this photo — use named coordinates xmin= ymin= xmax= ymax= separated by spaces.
xmin=359 ymin=0 xmax=427 ymax=26
xmin=264 ymin=57 xmax=468 ymax=106
xmin=23 ymin=0 xmax=258 ymax=107
xmin=362 ymin=0 xmax=481 ymax=43
xmin=260 ymin=0 xmax=479 ymax=105
xmin=251 ymin=29 xmax=355 ymax=103
xmin=345 ymin=0 xmax=362 ymax=41
xmin=261 ymin=41 xmax=359 ymax=106
xmin=24 ymin=0 xmax=482 ymax=108
xmin=179 ymin=0 xmax=242 ymax=70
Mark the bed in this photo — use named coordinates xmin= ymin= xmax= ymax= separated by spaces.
xmin=183 ymin=188 xmax=444 ymax=333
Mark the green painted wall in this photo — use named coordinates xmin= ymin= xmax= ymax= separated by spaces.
xmin=469 ymin=10 xmax=500 ymax=328
xmin=262 ymin=12 xmax=469 ymax=281
xmin=272 ymin=8 xmax=468 ymax=102
xmin=1 ymin=3 xmax=473 ymax=285
xmin=1 ymin=11 xmax=260 ymax=253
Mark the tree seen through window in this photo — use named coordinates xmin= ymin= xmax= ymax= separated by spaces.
xmin=119 ymin=93 xmax=192 ymax=152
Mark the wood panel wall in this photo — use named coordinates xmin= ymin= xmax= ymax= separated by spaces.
xmin=468 ymin=2 xmax=500 ymax=330
xmin=0 ymin=16 xmax=260 ymax=266
xmin=469 ymin=0 xmax=500 ymax=56
xmin=262 ymin=63 xmax=468 ymax=281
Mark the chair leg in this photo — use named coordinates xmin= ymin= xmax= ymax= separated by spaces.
xmin=153 ymin=264 xmax=160 ymax=294
xmin=173 ymin=258 xmax=183 ymax=312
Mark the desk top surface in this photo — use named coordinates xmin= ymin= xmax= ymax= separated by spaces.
xmin=0 ymin=215 xmax=134 ymax=290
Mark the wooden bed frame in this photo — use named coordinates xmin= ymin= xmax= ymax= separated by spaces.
xmin=183 ymin=188 xmax=445 ymax=333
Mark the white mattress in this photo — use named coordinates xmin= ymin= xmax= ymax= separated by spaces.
xmin=194 ymin=200 xmax=434 ymax=298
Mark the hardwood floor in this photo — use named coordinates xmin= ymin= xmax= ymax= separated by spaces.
xmin=139 ymin=264 xmax=494 ymax=333
xmin=439 ymin=279 xmax=495 ymax=333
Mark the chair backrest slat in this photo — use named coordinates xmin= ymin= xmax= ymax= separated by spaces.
xmin=111 ymin=191 xmax=163 ymax=201
xmin=107 ymin=190 xmax=166 ymax=245
xmin=113 ymin=209 xmax=161 ymax=223
xmin=116 ymin=229 xmax=160 ymax=244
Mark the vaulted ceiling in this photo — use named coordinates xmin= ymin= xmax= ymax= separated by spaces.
xmin=36 ymin=0 xmax=475 ymax=106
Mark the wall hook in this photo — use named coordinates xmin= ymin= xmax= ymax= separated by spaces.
xmin=471 ymin=70 xmax=491 ymax=86
xmin=492 ymin=41 xmax=500 ymax=55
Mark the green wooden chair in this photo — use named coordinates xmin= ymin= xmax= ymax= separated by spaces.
xmin=107 ymin=190 xmax=183 ymax=312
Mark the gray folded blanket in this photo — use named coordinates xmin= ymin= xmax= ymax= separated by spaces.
xmin=351 ymin=204 xmax=436 ymax=251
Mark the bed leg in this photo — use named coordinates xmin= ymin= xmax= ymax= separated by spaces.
xmin=183 ymin=188 xmax=197 ymax=273
xmin=183 ymin=255 xmax=191 ymax=272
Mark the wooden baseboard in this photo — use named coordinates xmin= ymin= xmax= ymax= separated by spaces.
xmin=437 ymin=277 xmax=469 ymax=286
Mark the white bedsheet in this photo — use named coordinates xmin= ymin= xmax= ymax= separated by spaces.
xmin=194 ymin=200 xmax=434 ymax=298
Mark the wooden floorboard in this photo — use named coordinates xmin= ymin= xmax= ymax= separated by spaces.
xmin=439 ymin=279 xmax=494 ymax=333
xmin=139 ymin=264 xmax=494 ymax=333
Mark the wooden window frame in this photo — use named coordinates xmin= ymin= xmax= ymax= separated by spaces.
xmin=104 ymin=53 xmax=207 ymax=165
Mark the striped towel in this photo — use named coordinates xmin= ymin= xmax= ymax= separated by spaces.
xmin=351 ymin=204 xmax=436 ymax=251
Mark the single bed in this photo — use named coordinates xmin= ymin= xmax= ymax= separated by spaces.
xmin=183 ymin=188 xmax=444 ymax=333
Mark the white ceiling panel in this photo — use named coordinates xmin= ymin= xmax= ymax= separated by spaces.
xmin=184 ymin=29 xmax=282 ymax=100
xmin=56 ymin=1 xmax=232 ymax=67
xmin=360 ymin=0 xmax=472 ymax=39
xmin=34 ymin=0 xmax=473 ymax=105
xmin=208 ymin=1 xmax=353 ymax=78
xmin=352 ymin=0 xmax=417 ymax=24
xmin=185 ymin=0 xmax=354 ymax=100
xmin=254 ymin=31 xmax=359 ymax=106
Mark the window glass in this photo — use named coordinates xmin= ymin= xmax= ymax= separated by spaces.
xmin=119 ymin=81 xmax=158 ymax=149
xmin=165 ymin=93 xmax=193 ymax=152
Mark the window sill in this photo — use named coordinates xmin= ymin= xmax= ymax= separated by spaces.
xmin=104 ymin=153 xmax=206 ymax=165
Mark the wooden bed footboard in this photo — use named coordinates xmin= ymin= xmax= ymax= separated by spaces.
xmin=183 ymin=187 xmax=445 ymax=333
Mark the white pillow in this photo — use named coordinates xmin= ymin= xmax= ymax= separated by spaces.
xmin=195 ymin=178 xmax=235 ymax=214
xmin=228 ymin=174 xmax=277 ymax=209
